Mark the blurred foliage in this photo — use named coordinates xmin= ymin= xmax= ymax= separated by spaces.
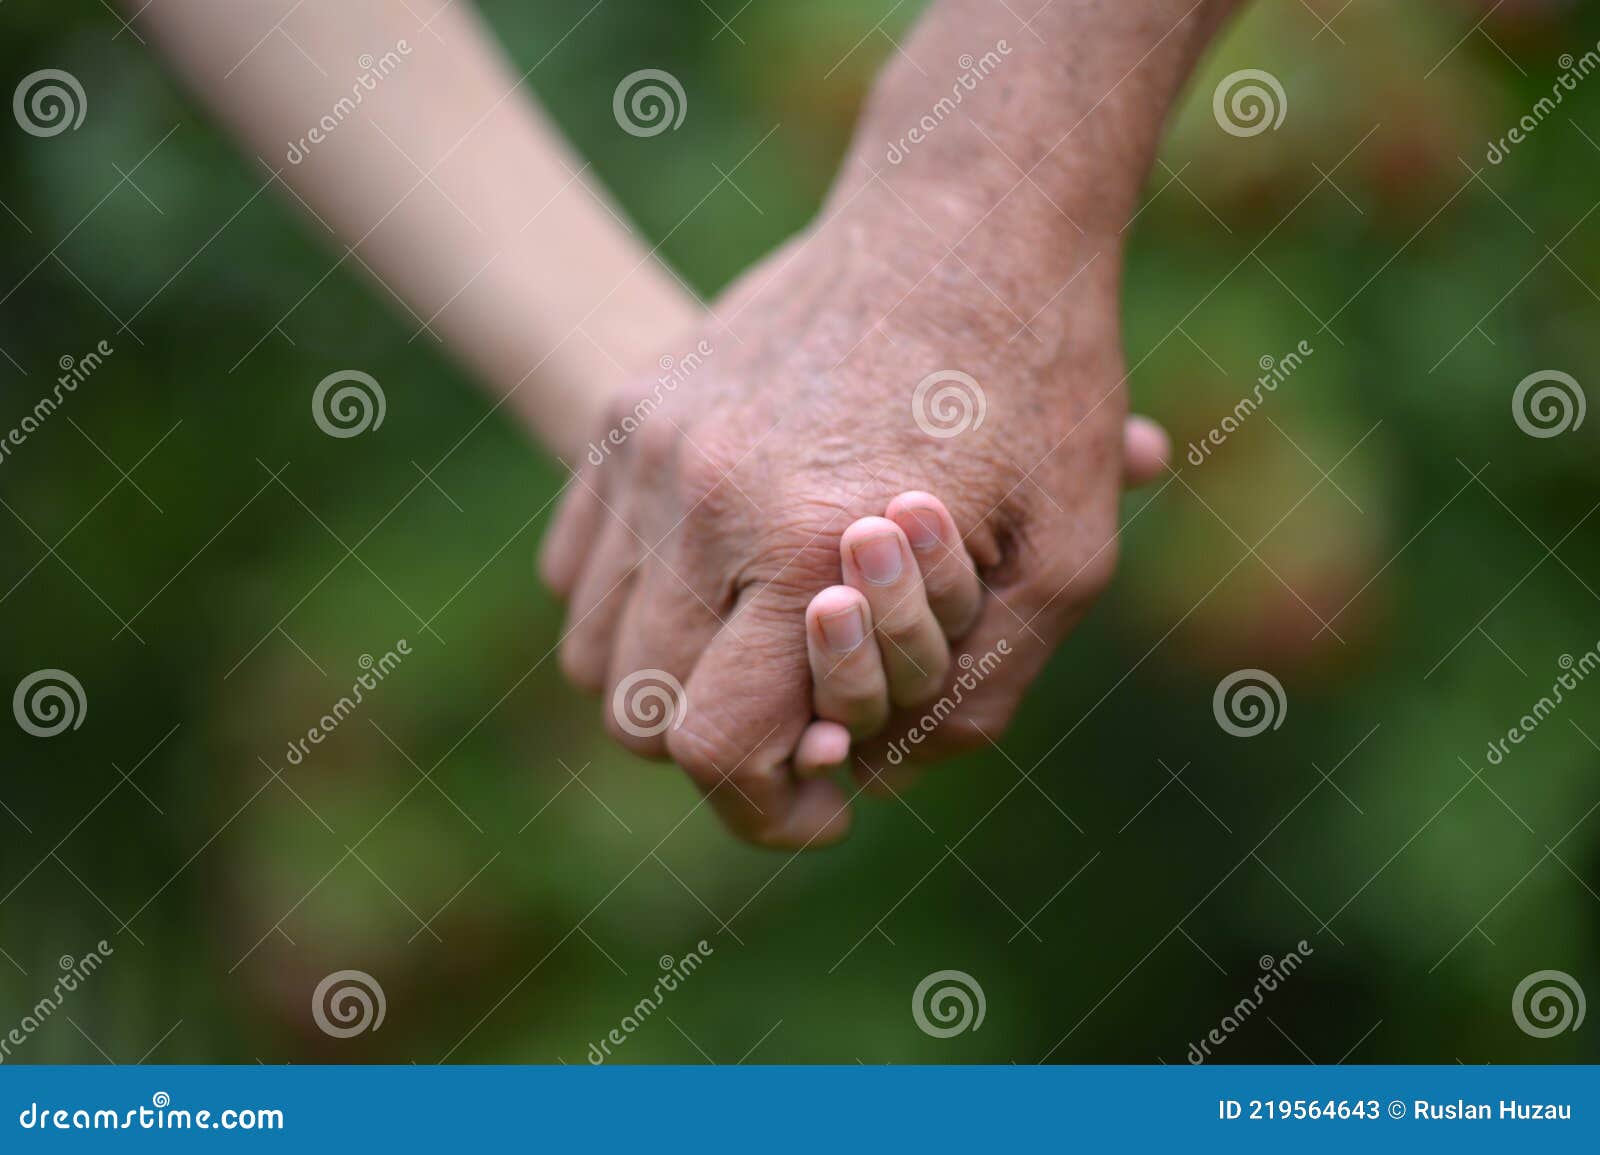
xmin=1 ymin=0 xmax=1598 ymax=1065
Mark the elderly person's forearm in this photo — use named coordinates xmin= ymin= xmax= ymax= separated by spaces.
xmin=835 ymin=0 xmax=1243 ymax=243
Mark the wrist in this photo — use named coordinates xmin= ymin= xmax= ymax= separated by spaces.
xmin=808 ymin=173 xmax=1123 ymax=357
xmin=837 ymin=81 xmax=1136 ymax=250
xmin=832 ymin=0 xmax=1239 ymax=243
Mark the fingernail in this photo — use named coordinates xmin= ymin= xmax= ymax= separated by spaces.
xmin=820 ymin=605 xmax=866 ymax=651
xmin=900 ymin=507 xmax=943 ymax=551
xmin=851 ymin=533 xmax=904 ymax=585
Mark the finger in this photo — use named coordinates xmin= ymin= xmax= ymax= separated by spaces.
xmin=850 ymin=591 xmax=1067 ymax=799
xmin=805 ymin=585 xmax=890 ymax=738
xmin=839 ymin=517 xmax=949 ymax=709
xmin=538 ymin=456 xmax=606 ymax=598
xmin=884 ymin=492 xmax=982 ymax=640
xmin=558 ymin=516 xmax=640 ymax=693
xmin=669 ymin=585 xmax=853 ymax=849
xmin=605 ymin=558 xmax=723 ymax=759
xmin=795 ymin=720 xmax=851 ymax=779
xmin=1122 ymin=415 xmax=1170 ymax=489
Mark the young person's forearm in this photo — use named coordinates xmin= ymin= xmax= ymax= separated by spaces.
xmin=837 ymin=0 xmax=1242 ymax=244
xmin=131 ymin=0 xmax=699 ymax=459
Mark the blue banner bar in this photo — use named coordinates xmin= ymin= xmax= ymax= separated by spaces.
xmin=1 ymin=1065 xmax=1595 ymax=1150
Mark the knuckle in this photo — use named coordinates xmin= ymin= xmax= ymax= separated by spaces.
xmin=921 ymin=562 xmax=968 ymax=604
xmin=875 ymin=606 xmax=932 ymax=646
xmin=674 ymin=440 xmax=739 ymax=512
xmin=890 ymin=654 xmax=950 ymax=710
xmin=664 ymin=713 xmax=741 ymax=789
xmin=745 ymin=538 xmax=847 ymax=612
xmin=1077 ymin=537 xmax=1122 ymax=595
xmin=558 ymin=638 xmax=605 ymax=694
xmin=602 ymin=704 xmax=671 ymax=761
xmin=603 ymin=394 xmax=633 ymax=426
xmin=835 ymin=677 xmax=886 ymax=711
xmin=537 ymin=540 xmax=568 ymax=597
xmin=742 ymin=819 xmax=801 ymax=850
xmin=933 ymin=594 xmax=982 ymax=642
xmin=856 ymin=765 xmax=916 ymax=800
xmin=932 ymin=715 xmax=992 ymax=755
xmin=890 ymin=693 xmax=1016 ymax=760
xmin=630 ymin=416 xmax=678 ymax=474
xmin=839 ymin=695 xmax=889 ymax=740
xmin=1034 ymin=539 xmax=1120 ymax=616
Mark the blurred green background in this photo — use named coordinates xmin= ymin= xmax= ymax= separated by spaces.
xmin=2 ymin=0 xmax=1598 ymax=1064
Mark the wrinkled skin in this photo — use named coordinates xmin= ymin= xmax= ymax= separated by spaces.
xmin=540 ymin=198 xmax=1129 ymax=849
